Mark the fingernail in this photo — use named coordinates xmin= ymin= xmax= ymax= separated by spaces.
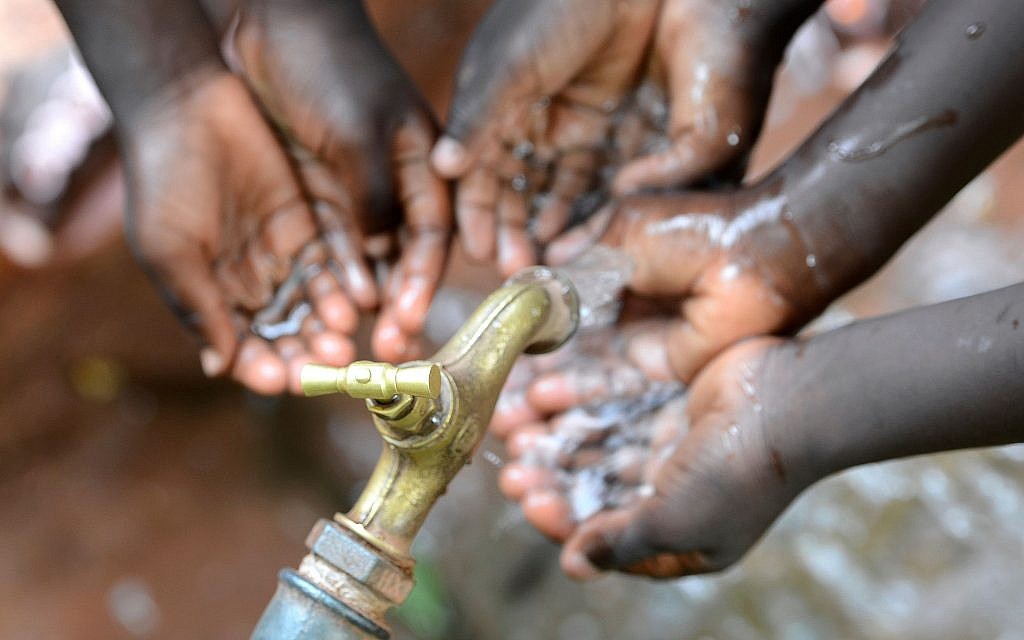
xmin=200 ymin=348 xmax=225 ymax=377
xmin=396 ymin=277 xmax=430 ymax=327
xmin=564 ymin=550 xmax=602 ymax=580
xmin=0 ymin=211 xmax=53 ymax=267
xmin=431 ymin=137 xmax=468 ymax=176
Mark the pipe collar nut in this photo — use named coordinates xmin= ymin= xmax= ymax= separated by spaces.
xmin=306 ymin=519 xmax=414 ymax=605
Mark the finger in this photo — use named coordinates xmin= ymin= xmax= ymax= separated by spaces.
xmin=215 ymin=248 xmax=274 ymax=312
xmin=389 ymin=119 xmax=452 ymax=334
xmin=144 ymin=243 xmax=239 ymax=378
xmin=526 ymin=363 xmax=647 ymax=414
xmin=454 ymin=167 xmax=500 ymax=262
xmin=561 ymin=504 xmax=709 ymax=580
xmin=491 ymin=389 xmax=543 ymax=438
xmin=560 ymin=508 xmax=637 ymax=579
xmin=531 ymin=150 xmax=598 ymax=243
xmin=507 ymin=423 xmax=550 ymax=458
xmin=437 ymin=0 xmax=619 ymax=173
xmin=311 ymin=331 xmax=356 ymax=367
xmin=232 ymin=336 xmax=288 ymax=395
xmin=0 ymin=208 xmax=53 ymax=268
xmin=613 ymin=134 xmax=720 ymax=195
xmin=498 ymin=462 xmax=558 ymax=501
xmin=611 ymin=20 xmax=753 ymax=195
xmin=522 ymin=489 xmax=575 ymax=542
xmin=544 ymin=203 xmax=616 ymax=266
xmin=274 ymin=336 xmax=314 ymax=395
xmin=496 ymin=187 xmax=536 ymax=276
xmin=299 ymin=311 xmax=356 ymax=367
xmin=371 ymin=311 xmax=417 ymax=363
xmin=306 ymin=271 xmax=359 ymax=335
xmin=316 ymin=201 xmax=379 ymax=309
xmin=659 ymin=272 xmax=791 ymax=383
xmin=623 ymin=322 xmax=677 ymax=382
xmin=259 ymin=199 xmax=319 ymax=271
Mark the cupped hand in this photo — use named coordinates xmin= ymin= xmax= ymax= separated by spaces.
xmin=433 ymin=0 xmax=785 ymax=276
xmin=232 ymin=0 xmax=450 ymax=361
xmin=547 ymin=188 xmax=811 ymax=383
xmin=121 ymin=69 xmax=353 ymax=395
xmin=497 ymin=334 xmax=812 ymax=580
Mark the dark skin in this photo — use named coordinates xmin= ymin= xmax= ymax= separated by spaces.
xmin=432 ymin=0 xmax=822 ymax=276
xmin=225 ymin=0 xmax=450 ymax=361
xmin=496 ymin=0 xmax=1024 ymax=578
xmin=544 ymin=0 xmax=1024 ymax=383
xmin=564 ymin=282 xmax=1024 ymax=578
xmin=55 ymin=0 xmax=449 ymax=392
xmin=56 ymin=0 xmax=329 ymax=394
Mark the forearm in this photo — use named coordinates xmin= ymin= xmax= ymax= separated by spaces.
xmin=745 ymin=0 xmax=1024 ymax=313
xmin=765 ymin=282 xmax=1024 ymax=484
xmin=55 ymin=0 xmax=224 ymax=127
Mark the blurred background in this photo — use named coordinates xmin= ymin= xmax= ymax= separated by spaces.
xmin=2 ymin=0 xmax=1024 ymax=638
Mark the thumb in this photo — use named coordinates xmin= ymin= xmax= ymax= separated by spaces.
xmin=561 ymin=500 xmax=712 ymax=580
xmin=561 ymin=507 xmax=653 ymax=579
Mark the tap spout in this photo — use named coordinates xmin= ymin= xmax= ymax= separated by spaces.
xmin=348 ymin=267 xmax=579 ymax=554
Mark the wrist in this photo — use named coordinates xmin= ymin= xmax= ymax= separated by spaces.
xmin=756 ymin=338 xmax=837 ymax=487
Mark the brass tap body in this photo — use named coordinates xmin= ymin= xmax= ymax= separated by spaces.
xmin=271 ymin=268 xmax=578 ymax=637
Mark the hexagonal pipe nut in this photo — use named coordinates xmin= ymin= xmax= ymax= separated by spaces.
xmin=305 ymin=519 xmax=414 ymax=605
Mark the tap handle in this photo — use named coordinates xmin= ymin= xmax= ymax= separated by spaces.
xmin=300 ymin=361 xmax=442 ymax=400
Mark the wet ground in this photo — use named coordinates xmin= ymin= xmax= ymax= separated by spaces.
xmin=3 ymin=1 xmax=1024 ymax=638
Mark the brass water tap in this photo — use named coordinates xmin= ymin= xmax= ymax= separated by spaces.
xmin=252 ymin=268 xmax=580 ymax=640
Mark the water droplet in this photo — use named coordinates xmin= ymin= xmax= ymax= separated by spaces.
xmin=806 ymin=254 xmax=818 ymax=268
xmin=533 ymin=96 xmax=551 ymax=111
xmin=513 ymin=141 xmax=535 ymax=159
xmin=965 ymin=22 xmax=986 ymax=39
xmin=107 ymin=578 xmax=160 ymax=637
xmin=482 ymin=450 xmax=504 ymax=467
xmin=602 ymin=99 xmax=618 ymax=113
xmin=727 ymin=128 xmax=742 ymax=147
xmin=511 ymin=174 xmax=529 ymax=192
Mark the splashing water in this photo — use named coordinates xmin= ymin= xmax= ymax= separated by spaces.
xmin=511 ymin=245 xmax=686 ymax=522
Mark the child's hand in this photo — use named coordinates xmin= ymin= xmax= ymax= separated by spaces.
xmin=497 ymin=335 xmax=811 ymax=579
xmin=232 ymin=0 xmax=450 ymax=360
xmin=561 ymin=338 xmax=805 ymax=579
xmin=547 ymin=189 xmax=818 ymax=383
xmin=432 ymin=0 xmax=788 ymax=276
xmin=122 ymin=70 xmax=350 ymax=394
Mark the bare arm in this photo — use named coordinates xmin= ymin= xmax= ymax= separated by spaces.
xmin=744 ymin=0 xmax=1024 ymax=316
xmin=768 ymin=282 xmax=1024 ymax=484
xmin=54 ymin=0 xmax=225 ymax=128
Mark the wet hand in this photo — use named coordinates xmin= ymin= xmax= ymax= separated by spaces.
xmin=498 ymin=336 xmax=812 ymax=580
xmin=547 ymin=189 xmax=808 ymax=383
xmin=432 ymin=0 xmax=784 ymax=276
xmin=232 ymin=0 xmax=450 ymax=361
xmin=121 ymin=69 xmax=353 ymax=395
